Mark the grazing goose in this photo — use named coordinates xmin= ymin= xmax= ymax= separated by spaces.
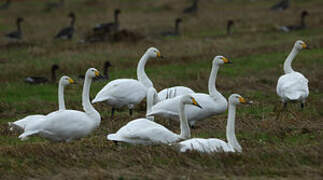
xmin=79 ymin=61 xmax=112 ymax=81
xmin=227 ymin=20 xmax=234 ymax=35
xmin=5 ymin=17 xmax=24 ymax=40
xmin=276 ymin=40 xmax=308 ymax=109
xmin=93 ymin=9 xmax=121 ymax=33
xmin=92 ymin=47 xmax=162 ymax=118
xmin=54 ymin=12 xmax=75 ymax=40
xmin=8 ymin=76 xmax=74 ymax=132
xmin=183 ymin=0 xmax=198 ymax=14
xmin=161 ymin=18 xmax=182 ymax=37
xmin=271 ymin=0 xmax=290 ymax=11
xmin=107 ymin=94 xmax=202 ymax=145
xmin=178 ymin=94 xmax=250 ymax=153
xmin=0 ymin=0 xmax=10 ymax=10
xmin=279 ymin=11 xmax=309 ymax=32
xmin=44 ymin=0 xmax=64 ymax=12
xmin=147 ymin=56 xmax=230 ymax=127
xmin=19 ymin=68 xmax=101 ymax=142
xmin=24 ymin=64 xmax=59 ymax=84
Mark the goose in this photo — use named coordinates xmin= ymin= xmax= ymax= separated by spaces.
xmin=5 ymin=17 xmax=23 ymax=40
xmin=44 ymin=0 xmax=64 ymax=12
xmin=92 ymin=47 xmax=162 ymax=118
xmin=276 ymin=40 xmax=308 ymax=108
xmin=158 ymin=86 xmax=194 ymax=101
xmin=147 ymin=56 xmax=230 ymax=127
xmin=279 ymin=11 xmax=309 ymax=32
xmin=54 ymin=12 xmax=75 ymax=40
xmin=107 ymin=94 xmax=202 ymax=145
xmin=183 ymin=0 xmax=198 ymax=14
xmin=270 ymin=0 xmax=290 ymax=11
xmin=178 ymin=94 xmax=250 ymax=153
xmin=161 ymin=18 xmax=182 ymax=37
xmin=79 ymin=61 xmax=112 ymax=81
xmin=93 ymin=9 xmax=121 ymax=33
xmin=18 ymin=68 xmax=101 ymax=142
xmin=227 ymin=20 xmax=234 ymax=35
xmin=0 ymin=0 xmax=10 ymax=10
xmin=8 ymin=76 xmax=74 ymax=132
xmin=24 ymin=64 xmax=59 ymax=84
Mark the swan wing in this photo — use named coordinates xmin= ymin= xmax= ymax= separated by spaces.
xmin=179 ymin=138 xmax=231 ymax=153
xmin=158 ymin=86 xmax=195 ymax=100
xmin=277 ymin=72 xmax=309 ymax=101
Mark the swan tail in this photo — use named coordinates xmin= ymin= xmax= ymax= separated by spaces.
xmin=107 ymin=134 xmax=122 ymax=141
xmin=18 ymin=130 xmax=39 ymax=141
xmin=8 ymin=122 xmax=23 ymax=132
xmin=8 ymin=122 xmax=14 ymax=131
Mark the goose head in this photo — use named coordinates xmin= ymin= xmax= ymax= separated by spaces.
xmin=181 ymin=95 xmax=202 ymax=108
xmin=294 ymin=40 xmax=307 ymax=50
xmin=115 ymin=9 xmax=121 ymax=15
xmin=51 ymin=64 xmax=59 ymax=71
xmin=17 ymin=17 xmax=24 ymax=23
xmin=145 ymin=47 xmax=162 ymax=58
xmin=229 ymin=94 xmax=251 ymax=105
xmin=104 ymin=61 xmax=112 ymax=68
xmin=213 ymin=56 xmax=231 ymax=65
xmin=301 ymin=10 xmax=309 ymax=18
xmin=60 ymin=75 xmax=74 ymax=86
xmin=86 ymin=68 xmax=100 ymax=79
xmin=68 ymin=12 xmax=75 ymax=18
xmin=176 ymin=18 xmax=182 ymax=24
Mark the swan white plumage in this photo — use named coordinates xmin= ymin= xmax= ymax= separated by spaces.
xmin=147 ymin=56 xmax=230 ymax=127
xmin=178 ymin=94 xmax=249 ymax=153
xmin=8 ymin=76 xmax=74 ymax=132
xmin=276 ymin=40 xmax=308 ymax=108
xmin=158 ymin=86 xmax=195 ymax=100
xmin=145 ymin=87 xmax=161 ymax=121
xmin=18 ymin=68 xmax=101 ymax=142
xmin=107 ymin=94 xmax=202 ymax=145
xmin=92 ymin=47 xmax=161 ymax=118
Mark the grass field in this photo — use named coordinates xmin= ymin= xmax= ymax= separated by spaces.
xmin=0 ymin=0 xmax=323 ymax=179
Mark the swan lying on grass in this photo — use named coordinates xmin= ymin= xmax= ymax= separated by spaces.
xmin=18 ymin=68 xmax=101 ymax=142
xmin=158 ymin=86 xmax=195 ymax=100
xmin=8 ymin=76 xmax=74 ymax=132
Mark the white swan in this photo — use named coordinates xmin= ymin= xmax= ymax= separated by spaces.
xmin=107 ymin=94 xmax=202 ymax=145
xmin=158 ymin=86 xmax=195 ymax=100
xmin=18 ymin=68 xmax=101 ymax=142
xmin=145 ymin=87 xmax=161 ymax=121
xmin=276 ymin=40 xmax=308 ymax=108
xmin=178 ymin=94 xmax=249 ymax=153
xmin=8 ymin=76 xmax=74 ymax=132
xmin=92 ymin=47 xmax=161 ymax=118
xmin=147 ymin=56 xmax=230 ymax=127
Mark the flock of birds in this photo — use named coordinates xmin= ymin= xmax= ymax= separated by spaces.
xmin=8 ymin=39 xmax=309 ymax=153
xmin=2 ymin=0 xmax=309 ymax=42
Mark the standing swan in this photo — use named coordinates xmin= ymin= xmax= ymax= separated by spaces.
xmin=276 ymin=40 xmax=308 ymax=108
xmin=8 ymin=76 xmax=74 ymax=132
xmin=92 ymin=47 xmax=162 ymax=118
xmin=147 ymin=56 xmax=230 ymax=127
xmin=178 ymin=94 xmax=249 ymax=153
xmin=107 ymin=94 xmax=202 ymax=145
xmin=18 ymin=68 xmax=101 ymax=142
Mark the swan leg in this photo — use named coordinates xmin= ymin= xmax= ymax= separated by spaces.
xmin=111 ymin=107 xmax=115 ymax=118
xmin=129 ymin=109 xmax=133 ymax=116
xmin=301 ymin=103 xmax=304 ymax=109
xmin=283 ymin=102 xmax=287 ymax=109
xmin=113 ymin=140 xmax=119 ymax=145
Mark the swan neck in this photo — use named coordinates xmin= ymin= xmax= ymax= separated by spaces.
xmin=58 ymin=82 xmax=65 ymax=110
xmin=226 ymin=103 xmax=242 ymax=152
xmin=137 ymin=53 xmax=153 ymax=88
xmin=283 ymin=46 xmax=298 ymax=74
xmin=146 ymin=88 xmax=160 ymax=120
xmin=82 ymin=77 xmax=96 ymax=114
xmin=179 ymin=100 xmax=190 ymax=139
xmin=208 ymin=63 xmax=220 ymax=97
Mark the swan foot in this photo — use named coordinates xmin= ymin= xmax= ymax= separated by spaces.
xmin=111 ymin=107 xmax=115 ymax=119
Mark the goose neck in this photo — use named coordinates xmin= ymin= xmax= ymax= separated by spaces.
xmin=226 ymin=103 xmax=242 ymax=152
xmin=179 ymin=100 xmax=191 ymax=139
xmin=283 ymin=46 xmax=299 ymax=74
xmin=58 ymin=83 xmax=65 ymax=110
xmin=17 ymin=21 xmax=21 ymax=32
xmin=51 ymin=69 xmax=57 ymax=83
xmin=103 ymin=66 xmax=109 ymax=79
xmin=70 ymin=17 xmax=75 ymax=27
xmin=175 ymin=21 xmax=180 ymax=34
xmin=137 ymin=53 xmax=153 ymax=88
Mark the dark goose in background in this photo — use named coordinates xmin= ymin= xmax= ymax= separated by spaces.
xmin=44 ymin=0 xmax=64 ymax=12
xmin=161 ymin=18 xmax=182 ymax=37
xmin=24 ymin=64 xmax=59 ymax=84
xmin=279 ymin=11 xmax=309 ymax=32
xmin=227 ymin=20 xmax=234 ymax=35
xmin=93 ymin=9 xmax=121 ymax=33
xmin=183 ymin=0 xmax=198 ymax=14
xmin=0 ymin=0 xmax=10 ymax=10
xmin=271 ymin=0 xmax=290 ymax=11
xmin=5 ymin=17 xmax=24 ymax=40
xmin=54 ymin=12 xmax=75 ymax=40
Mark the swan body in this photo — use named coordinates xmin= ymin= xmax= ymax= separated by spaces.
xmin=107 ymin=94 xmax=202 ymax=145
xmin=158 ymin=86 xmax=194 ymax=100
xmin=276 ymin=40 xmax=308 ymax=106
xmin=178 ymin=94 xmax=248 ymax=153
xmin=92 ymin=47 xmax=161 ymax=117
xmin=8 ymin=76 xmax=74 ymax=132
xmin=147 ymin=56 xmax=230 ymax=126
xmin=18 ymin=68 xmax=101 ymax=142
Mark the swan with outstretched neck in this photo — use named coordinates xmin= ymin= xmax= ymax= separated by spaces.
xmin=92 ymin=47 xmax=162 ymax=118
xmin=8 ymin=76 xmax=74 ymax=132
xmin=107 ymin=93 xmax=202 ymax=145
xmin=18 ymin=68 xmax=101 ymax=142
xmin=276 ymin=40 xmax=308 ymax=108
xmin=178 ymin=94 xmax=250 ymax=153
xmin=147 ymin=56 xmax=230 ymax=127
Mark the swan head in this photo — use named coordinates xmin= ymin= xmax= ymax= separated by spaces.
xmin=229 ymin=94 xmax=251 ymax=105
xmin=294 ymin=40 xmax=307 ymax=50
xmin=146 ymin=47 xmax=162 ymax=58
xmin=59 ymin=76 xmax=74 ymax=86
xmin=213 ymin=56 xmax=231 ymax=65
xmin=86 ymin=68 xmax=100 ymax=79
xmin=181 ymin=95 xmax=202 ymax=108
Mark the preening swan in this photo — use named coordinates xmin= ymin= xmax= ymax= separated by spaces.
xmin=107 ymin=94 xmax=202 ymax=145
xmin=92 ymin=47 xmax=161 ymax=118
xmin=178 ymin=94 xmax=250 ymax=153
xmin=276 ymin=40 xmax=308 ymax=108
xmin=18 ymin=68 xmax=101 ymax=142
xmin=8 ymin=76 xmax=74 ymax=132
xmin=158 ymin=86 xmax=195 ymax=100
xmin=147 ymin=56 xmax=230 ymax=127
